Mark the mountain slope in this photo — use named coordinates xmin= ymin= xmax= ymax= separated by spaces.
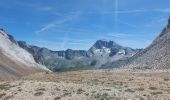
xmin=0 ymin=29 xmax=47 ymax=80
xmin=126 ymin=16 xmax=170 ymax=69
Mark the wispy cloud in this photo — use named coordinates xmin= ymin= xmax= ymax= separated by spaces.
xmin=35 ymin=23 xmax=56 ymax=33
xmin=118 ymin=21 xmax=138 ymax=28
xmin=100 ymin=10 xmax=146 ymax=14
xmin=143 ymin=17 xmax=167 ymax=28
xmin=28 ymin=38 xmax=93 ymax=50
xmin=35 ymin=13 xmax=80 ymax=33
xmin=14 ymin=1 xmax=54 ymax=12
xmin=107 ymin=32 xmax=137 ymax=38
xmin=70 ymin=8 xmax=170 ymax=15
xmin=113 ymin=9 xmax=170 ymax=14
xmin=153 ymin=9 xmax=170 ymax=13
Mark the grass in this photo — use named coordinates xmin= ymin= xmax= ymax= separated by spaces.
xmin=54 ymin=96 xmax=61 ymax=100
xmin=34 ymin=92 xmax=44 ymax=96
xmin=103 ymin=88 xmax=111 ymax=91
xmin=0 ymin=83 xmax=15 ymax=90
xmin=136 ymin=87 xmax=145 ymax=91
xmin=62 ymin=92 xmax=72 ymax=97
xmin=55 ymin=87 xmax=61 ymax=91
xmin=164 ymin=78 xmax=169 ymax=81
xmin=125 ymin=89 xmax=135 ymax=93
xmin=91 ymin=91 xmax=96 ymax=94
xmin=84 ymin=93 xmax=89 ymax=96
xmin=94 ymin=93 xmax=110 ymax=100
xmin=77 ymin=88 xmax=85 ymax=94
xmin=0 ymin=93 xmax=6 ymax=98
xmin=0 ymin=71 xmax=169 ymax=100
xmin=36 ymin=88 xmax=46 ymax=91
xmin=149 ymin=87 xmax=157 ymax=90
xmin=18 ymin=88 xmax=22 ymax=92
xmin=135 ymin=96 xmax=144 ymax=100
xmin=150 ymin=91 xmax=163 ymax=95
xmin=4 ymin=95 xmax=13 ymax=100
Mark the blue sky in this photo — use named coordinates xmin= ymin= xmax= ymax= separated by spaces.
xmin=0 ymin=0 xmax=170 ymax=50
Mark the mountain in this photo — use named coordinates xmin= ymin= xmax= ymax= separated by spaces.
xmin=89 ymin=40 xmax=141 ymax=69
xmin=125 ymin=16 xmax=170 ymax=70
xmin=18 ymin=41 xmax=91 ymax=71
xmin=0 ymin=29 xmax=48 ymax=80
xmin=18 ymin=39 xmax=139 ymax=71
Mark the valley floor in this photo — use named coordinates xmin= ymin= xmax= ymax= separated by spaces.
xmin=0 ymin=70 xmax=170 ymax=100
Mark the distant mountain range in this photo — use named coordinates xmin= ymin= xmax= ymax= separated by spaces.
xmin=18 ymin=39 xmax=140 ymax=72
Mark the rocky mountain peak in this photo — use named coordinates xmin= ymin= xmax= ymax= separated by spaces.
xmin=92 ymin=40 xmax=121 ymax=49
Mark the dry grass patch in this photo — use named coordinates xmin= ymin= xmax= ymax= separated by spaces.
xmin=54 ymin=96 xmax=61 ymax=100
xmin=150 ymin=91 xmax=163 ymax=95
xmin=36 ymin=88 xmax=46 ymax=91
xmin=77 ymin=88 xmax=85 ymax=94
xmin=62 ymin=92 xmax=72 ymax=97
xmin=91 ymin=91 xmax=97 ymax=94
xmin=0 ymin=93 xmax=6 ymax=98
xmin=34 ymin=91 xmax=44 ymax=96
xmin=0 ymin=83 xmax=15 ymax=90
xmin=94 ymin=93 xmax=110 ymax=100
xmin=4 ymin=95 xmax=13 ymax=100
xmin=164 ymin=78 xmax=169 ymax=81
xmin=55 ymin=87 xmax=61 ymax=91
xmin=125 ymin=89 xmax=135 ymax=93
xmin=135 ymin=87 xmax=145 ymax=91
xmin=103 ymin=88 xmax=111 ymax=91
xmin=149 ymin=87 xmax=157 ymax=90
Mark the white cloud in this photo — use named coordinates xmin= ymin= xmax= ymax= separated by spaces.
xmin=107 ymin=32 xmax=137 ymax=38
xmin=71 ymin=8 xmax=170 ymax=15
xmin=153 ymin=9 xmax=170 ymax=13
xmin=100 ymin=10 xmax=146 ymax=14
xmin=35 ymin=13 xmax=80 ymax=33
xmin=118 ymin=21 xmax=138 ymax=28
xmin=35 ymin=23 xmax=56 ymax=33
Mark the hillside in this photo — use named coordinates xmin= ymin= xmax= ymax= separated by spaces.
xmin=0 ymin=29 xmax=47 ymax=80
xmin=126 ymin=16 xmax=170 ymax=69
